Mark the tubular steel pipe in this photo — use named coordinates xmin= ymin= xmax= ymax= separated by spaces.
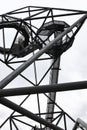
xmin=73 ymin=118 xmax=87 ymax=130
xmin=46 ymin=31 xmax=61 ymax=126
xmin=46 ymin=58 xmax=60 ymax=124
xmin=77 ymin=118 xmax=87 ymax=129
xmin=0 ymin=81 xmax=87 ymax=97
xmin=0 ymin=97 xmax=63 ymax=130
xmin=0 ymin=14 xmax=87 ymax=89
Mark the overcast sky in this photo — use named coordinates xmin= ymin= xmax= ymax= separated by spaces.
xmin=0 ymin=0 xmax=87 ymax=129
xmin=0 ymin=0 xmax=87 ymax=14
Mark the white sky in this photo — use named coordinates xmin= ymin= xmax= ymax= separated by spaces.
xmin=0 ymin=0 xmax=87 ymax=14
xmin=0 ymin=0 xmax=87 ymax=129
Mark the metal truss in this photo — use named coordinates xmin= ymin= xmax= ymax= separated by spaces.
xmin=0 ymin=6 xmax=87 ymax=130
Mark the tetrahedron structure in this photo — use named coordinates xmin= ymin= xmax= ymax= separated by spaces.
xmin=0 ymin=6 xmax=87 ymax=130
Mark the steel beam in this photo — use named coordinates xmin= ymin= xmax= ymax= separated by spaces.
xmin=0 ymin=97 xmax=63 ymax=130
xmin=0 ymin=81 xmax=87 ymax=97
xmin=0 ymin=14 xmax=87 ymax=89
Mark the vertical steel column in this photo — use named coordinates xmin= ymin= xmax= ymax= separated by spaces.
xmin=46 ymin=32 xmax=61 ymax=129
xmin=46 ymin=58 xmax=60 ymax=121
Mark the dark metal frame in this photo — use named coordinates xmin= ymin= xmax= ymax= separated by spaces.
xmin=0 ymin=6 xmax=87 ymax=130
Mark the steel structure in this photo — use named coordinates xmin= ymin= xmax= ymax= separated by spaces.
xmin=0 ymin=6 xmax=87 ymax=130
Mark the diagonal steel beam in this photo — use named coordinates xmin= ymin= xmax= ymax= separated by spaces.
xmin=0 ymin=97 xmax=63 ymax=130
xmin=0 ymin=81 xmax=87 ymax=97
xmin=0 ymin=14 xmax=87 ymax=89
